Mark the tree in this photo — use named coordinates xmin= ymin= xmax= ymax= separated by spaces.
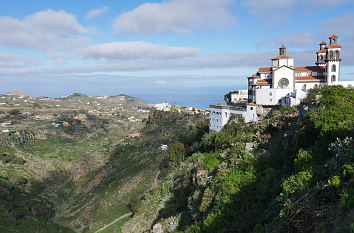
xmin=224 ymin=91 xmax=239 ymax=103
xmin=8 ymin=109 xmax=20 ymax=115
xmin=166 ymin=141 xmax=185 ymax=167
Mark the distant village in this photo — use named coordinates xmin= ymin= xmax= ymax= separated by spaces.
xmin=153 ymin=102 xmax=209 ymax=115
xmin=0 ymin=92 xmax=149 ymax=135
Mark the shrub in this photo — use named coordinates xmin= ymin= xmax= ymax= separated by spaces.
xmin=294 ymin=149 xmax=313 ymax=171
xmin=8 ymin=109 xmax=20 ymax=115
xmin=166 ymin=141 xmax=185 ymax=167
xmin=202 ymin=153 xmax=219 ymax=171
xmin=281 ymin=170 xmax=313 ymax=198
xmin=200 ymin=188 xmax=214 ymax=213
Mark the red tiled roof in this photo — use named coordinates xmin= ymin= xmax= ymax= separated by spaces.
xmin=248 ymin=74 xmax=260 ymax=78
xmin=247 ymin=103 xmax=256 ymax=106
xmin=251 ymin=79 xmax=272 ymax=86
xmin=280 ymin=45 xmax=287 ymax=49
xmin=258 ymin=67 xmax=271 ymax=73
xmin=295 ymin=76 xmax=325 ymax=82
xmin=329 ymin=34 xmax=338 ymax=38
xmin=317 ymin=49 xmax=327 ymax=53
xmin=294 ymin=66 xmax=326 ymax=72
xmin=271 ymin=55 xmax=294 ymax=60
xmin=327 ymin=44 xmax=342 ymax=48
xmin=320 ymin=41 xmax=327 ymax=45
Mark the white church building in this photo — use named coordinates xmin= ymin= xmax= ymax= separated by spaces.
xmin=210 ymin=34 xmax=353 ymax=132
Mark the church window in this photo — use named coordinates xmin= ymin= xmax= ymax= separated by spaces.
xmin=329 ymin=51 xmax=334 ymax=59
xmin=302 ymin=84 xmax=307 ymax=91
xmin=320 ymin=55 xmax=323 ymax=60
xmin=335 ymin=50 xmax=340 ymax=59
xmin=332 ymin=64 xmax=336 ymax=72
xmin=331 ymin=75 xmax=336 ymax=82
xmin=278 ymin=78 xmax=289 ymax=88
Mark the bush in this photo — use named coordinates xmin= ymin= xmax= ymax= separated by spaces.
xmin=166 ymin=141 xmax=185 ymax=167
xmin=202 ymin=153 xmax=219 ymax=171
xmin=281 ymin=170 xmax=313 ymax=199
xmin=200 ymin=188 xmax=214 ymax=213
xmin=8 ymin=109 xmax=20 ymax=115
xmin=294 ymin=149 xmax=313 ymax=171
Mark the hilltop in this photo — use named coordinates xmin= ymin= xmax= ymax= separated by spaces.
xmin=7 ymin=90 xmax=34 ymax=98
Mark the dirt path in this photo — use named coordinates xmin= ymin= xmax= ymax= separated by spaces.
xmin=94 ymin=212 xmax=132 ymax=233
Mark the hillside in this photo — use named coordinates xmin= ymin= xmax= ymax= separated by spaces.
xmin=0 ymin=93 xmax=207 ymax=232
xmin=0 ymin=93 xmax=152 ymax=232
xmin=119 ymin=85 xmax=353 ymax=233
xmin=0 ymin=86 xmax=353 ymax=233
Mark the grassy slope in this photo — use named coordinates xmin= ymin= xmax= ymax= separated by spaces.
xmin=0 ymin=94 xmax=153 ymax=232
xmin=121 ymin=86 xmax=354 ymax=233
xmin=0 ymin=93 xmax=207 ymax=233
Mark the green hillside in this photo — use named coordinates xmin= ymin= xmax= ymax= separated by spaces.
xmin=122 ymin=85 xmax=354 ymax=233
xmin=0 ymin=86 xmax=353 ymax=233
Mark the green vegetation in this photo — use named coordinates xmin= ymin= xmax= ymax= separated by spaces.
xmin=122 ymin=85 xmax=354 ymax=233
xmin=0 ymin=86 xmax=352 ymax=232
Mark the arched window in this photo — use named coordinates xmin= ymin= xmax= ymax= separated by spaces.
xmin=335 ymin=50 xmax=340 ymax=59
xmin=302 ymin=84 xmax=307 ymax=91
xmin=320 ymin=55 xmax=323 ymax=60
xmin=332 ymin=64 xmax=336 ymax=72
xmin=329 ymin=51 xmax=334 ymax=59
xmin=331 ymin=75 xmax=336 ymax=82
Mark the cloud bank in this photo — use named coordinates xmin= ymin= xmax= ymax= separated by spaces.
xmin=81 ymin=42 xmax=201 ymax=60
xmin=0 ymin=9 xmax=91 ymax=52
xmin=113 ymin=0 xmax=236 ymax=34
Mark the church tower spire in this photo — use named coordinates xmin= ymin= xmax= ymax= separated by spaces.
xmin=279 ymin=44 xmax=286 ymax=55
xmin=326 ymin=35 xmax=341 ymax=85
xmin=316 ymin=41 xmax=327 ymax=66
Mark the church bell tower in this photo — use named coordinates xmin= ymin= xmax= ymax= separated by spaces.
xmin=326 ymin=35 xmax=341 ymax=85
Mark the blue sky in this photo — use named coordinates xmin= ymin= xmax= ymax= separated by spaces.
xmin=0 ymin=0 xmax=354 ymax=107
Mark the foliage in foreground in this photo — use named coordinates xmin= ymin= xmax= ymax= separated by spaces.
xmin=126 ymin=85 xmax=353 ymax=233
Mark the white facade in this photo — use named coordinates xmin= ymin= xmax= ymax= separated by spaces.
xmin=209 ymin=104 xmax=257 ymax=132
xmin=247 ymin=35 xmax=344 ymax=107
xmin=154 ymin=103 xmax=171 ymax=111
xmin=231 ymin=89 xmax=248 ymax=102
xmin=209 ymin=34 xmax=348 ymax=132
xmin=255 ymin=88 xmax=293 ymax=105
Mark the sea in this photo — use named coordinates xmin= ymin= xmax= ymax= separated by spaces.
xmin=1 ymin=75 xmax=246 ymax=109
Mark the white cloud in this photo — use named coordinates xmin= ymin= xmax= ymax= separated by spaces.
xmin=242 ymin=0 xmax=298 ymax=23
xmin=322 ymin=13 xmax=354 ymax=41
xmin=113 ymin=0 xmax=236 ymax=34
xmin=0 ymin=9 xmax=91 ymax=52
xmin=0 ymin=52 xmax=37 ymax=68
xmin=86 ymin=6 xmax=109 ymax=20
xmin=320 ymin=13 xmax=354 ymax=65
xmin=81 ymin=41 xmax=201 ymax=60
xmin=257 ymin=31 xmax=317 ymax=48
xmin=242 ymin=0 xmax=353 ymax=24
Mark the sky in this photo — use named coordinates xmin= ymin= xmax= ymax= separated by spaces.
xmin=0 ymin=0 xmax=354 ymax=108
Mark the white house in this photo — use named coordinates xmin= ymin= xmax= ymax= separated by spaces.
xmin=209 ymin=103 xmax=257 ymax=132
xmin=154 ymin=103 xmax=171 ymax=111
xmin=231 ymin=89 xmax=248 ymax=102
xmin=210 ymin=35 xmax=353 ymax=132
